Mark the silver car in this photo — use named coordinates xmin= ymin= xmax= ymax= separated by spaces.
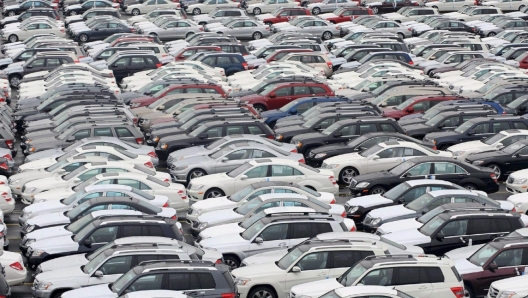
xmin=142 ymin=19 xmax=203 ymax=40
xmin=367 ymin=20 xmax=413 ymax=38
xmin=307 ymin=0 xmax=357 ymax=15
xmin=281 ymin=19 xmax=341 ymax=40
xmin=169 ymin=143 xmax=304 ymax=182
xmin=214 ymin=19 xmax=271 ymax=40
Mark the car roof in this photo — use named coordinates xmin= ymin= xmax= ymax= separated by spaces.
xmin=257 ymin=193 xmax=307 ymax=201
xmin=406 ymin=179 xmax=453 ymax=187
xmin=428 ymin=189 xmax=479 ymax=197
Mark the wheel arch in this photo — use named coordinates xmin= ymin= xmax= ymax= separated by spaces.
xmin=248 ymin=284 xmax=280 ymax=298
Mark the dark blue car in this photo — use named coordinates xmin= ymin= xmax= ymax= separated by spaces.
xmin=196 ymin=53 xmax=247 ymax=76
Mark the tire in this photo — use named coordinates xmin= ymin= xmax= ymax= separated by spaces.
xmin=462 ymin=183 xmax=477 ymax=191
xmin=520 ymin=4 xmax=526 ymax=10
xmin=203 ymin=187 xmax=225 ymax=199
xmin=7 ymin=11 xmax=15 ymax=16
xmin=464 ymin=284 xmax=475 ymax=298
xmin=339 ymin=167 xmax=359 ymax=185
xmin=432 ymin=5 xmax=438 ymax=9
xmin=397 ymin=32 xmax=405 ymax=39
xmin=253 ymin=7 xmax=261 ymax=14
xmin=187 ymin=168 xmax=207 ymax=182
xmin=69 ymin=10 xmax=77 ymax=15
xmin=322 ymin=31 xmax=332 ymax=40
xmin=131 ymin=8 xmax=140 ymax=15
xmin=223 ymin=255 xmax=240 ymax=270
xmin=371 ymin=6 xmax=379 ymax=13
xmin=9 ymin=75 xmax=21 ymax=88
xmin=8 ymin=34 xmax=18 ymax=43
xmin=488 ymin=163 xmax=502 ymax=180
xmin=312 ymin=7 xmax=321 ymax=14
xmin=369 ymin=186 xmax=386 ymax=195
xmin=252 ymin=31 xmax=262 ymax=40
xmin=248 ymin=286 xmax=277 ymax=298
xmin=78 ymin=34 xmax=89 ymax=42
xmin=254 ymin=104 xmax=266 ymax=113
xmin=487 ymin=32 xmax=496 ymax=37
xmin=192 ymin=8 xmax=201 ymax=15
xmin=185 ymin=32 xmax=194 ymax=38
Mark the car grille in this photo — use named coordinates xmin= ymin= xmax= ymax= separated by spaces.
xmin=21 ymin=186 xmax=25 ymax=193
xmin=34 ymin=266 xmax=42 ymax=276
xmin=192 ymin=221 xmax=200 ymax=228
xmin=20 ymin=220 xmax=27 ymax=230
xmin=21 ymin=236 xmax=28 ymax=247
xmin=488 ymin=287 xmax=499 ymax=298
xmin=363 ymin=214 xmax=373 ymax=225
xmin=170 ymin=165 xmax=176 ymax=171
xmin=350 ymin=179 xmax=357 ymax=188
xmin=344 ymin=204 xmax=351 ymax=213
xmin=187 ymin=208 xmax=193 ymax=215
xmin=321 ymin=163 xmax=328 ymax=169
xmin=507 ymin=176 xmax=515 ymax=184
xmin=167 ymin=156 xmax=174 ymax=163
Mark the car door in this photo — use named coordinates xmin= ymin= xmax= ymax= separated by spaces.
xmin=110 ymin=57 xmax=130 ymax=81
xmin=427 ymin=219 xmax=469 ymax=255
xmin=390 ymin=267 xmax=433 ymax=297
xmin=328 ymin=124 xmax=358 ymax=144
xmin=268 ymin=86 xmax=293 ymax=109
xmin=87 ymin=255 xmax=134 ymax=285
xmin=81 ymin=225 xmax=119 ymax=252
xmin=284 ymin=251 xmax=331 ymax=293
xmin=507 ymin=145 xmax=528 ymax=173
xmin=435 ymin=116 xmax=461 ymax=132
xmin=24 ymin=57 xmax=47 ymax=74
xmin=214 ymin=148 xmax=253 ymax=173
xmin=476 ymin=247 xmax=528 ymax=293
xmin=430 ymin=162 xmax=468 ymax=184
xmin=235 ymin=165 xmax=271 ymax=189
xmin=269 ymin=164 xmax=305 ymax=183
xmin=367 ymin=147 xmax=407 ymax=173
xmin=468 ymin=217 xmax=509 ymax=245
xmin=248 ymin=223 xmax=290 ymax=257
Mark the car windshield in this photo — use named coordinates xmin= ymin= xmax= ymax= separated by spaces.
xmin=236 ymin=198 xmax=264 ymax=216
xmin=66 ymin=212 xmax=95 ymax=234
xmin=396 ymin=99 xmax=416 ymax=111
xmin=277 ymin=246 xmax=306 ymax=270
xmin=227 ymin=162 xmax=253 ymax=178
xmin=507 ymin=95 xmax=528 ymax=109
xmin=209 ymin=146 xmax=233 ymax=159
xmin=424 ymin=114 xmax=448 ymax=127
xmin=482 ymin=132 xmax=505 ymax=145
xmin=371 ymin=94 xmax=390 ymax=105
xmin=418 ymin=216 xmax=445 ymax=236
xmin=468 ymin=242 xmax=500 ymax=266
xmin=188 ymin=124 xmax=208 ymax=137
xmin=359 ymin=144 xmax=382 ymax=157
xmin=111 ymin=269 xmax=138 ymax=293
xmin=180 ymin=118 xmax=199 ymax=130
xmin=421 ymin=107 xmax=443 ymax=120
xmin=280 ymin=100 xmax=301 ymax=112
xmin=502 ymin=141 xmax=526 ymax=154
xmin=63 ymin=190 xmax=88 ymax=205
xmin=454 ymin=120 xmax=475 ymax=133
xmin=73 ymin=222 xmax=96 ymax=243
xmin=241 ymin=219 xmax=266 ymax=240
xmin=406 ymin=193 xmax=435 ymax=211
xmin=46 ymin=160 xmax=68 ymax=172
xmin=63 ymin=165 xmax=88 ymax=181
xmin=337 ymin=262 xmax=370 ymax=287
xmin=57 ymin=127 xmax=76 ymax=140
xmin=321 ymin=122 xmax=342 ymax=136
xmin=83 ymin=246 xmax=108 ymax=274
xmin=383 ymin=182 xmax=410 ymax=201
xmin=302 ymin=116 xmax=323 ymax=128
xmin=228 ymin=185 xmax=256 ymax=202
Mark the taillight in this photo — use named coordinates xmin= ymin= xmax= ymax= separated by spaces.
xmin=199 ymin=27 xmax=204 ymax=31
xmin=512 ymin=207 xmax=517 ymax=213
xmin=450 ymin=287 xmax=464 ymax=298
xmin=0 ymin=163 xmax=8 ymax=171
xmin=298 ymin=158 xmax=305 ymax=164
xmin=135 ymin=137 xmax=144 ymax=144
xmin=147 ymin=151 xmax=157 ymax=158
xmin=267 ymin=135 xmax=274 ymax=139
xmin=4 ymin=198 xmax=11 ymax=202
xmin=2 ymin=154 xmax=12 ymax=161
xmin=133 ymin=118 xmax=138 ymax=125
xmin=290 ymin=148 xmax=298 ymax=153
xmin=341 ymin=211 xmax=346 ymax=218
xmin=329 ymin=176 xmax=337 ymax=185
xmin=330 ymin=198 xmax=336 ymax=204
xmin=350 ymin=225 xmax=357 ymax=232
xmin=163 ymin=201 xmax=169 ymax=207
xmin=56 ymin=15 xmax=60 ymax=20
xmin=408 ymin=61 xmax=414 ymax=65
xmin=5 ymin=140 xmax=13 ymax=149
xmin=9 ymin=262 xmax=23 ymax=271
xmin=144 ymin=161 xmax=154 ymax=168
xmin=221 ymin=294 xmax=236 ymax=298
xmin=178 ymin=189 xmax=187 ymax=200
xmin=171 ymin=215 xmax=177 ymax=220
xmin=164 ymin=178 xmax=170 ymax=183
xmin=131 ymin=28 xmax=136 ymax=33
xmin=491 ymin=173 xmax=498 ymax=183
xmin=242 ymin=61 xmax=248 ymax=70
xmin=215 ymin=259 xmax=222 ymax=264
xmin=156 ymin=63 xmax=162 ymax=68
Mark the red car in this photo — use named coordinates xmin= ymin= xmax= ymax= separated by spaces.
xmin=319 ymin=7 xmax=373 ymax=23
xmin=382 ymin=95 xmax=464 ymax=120
xmin=130 ymin=84 xmax=228 ymax=108
xmin=238 ymin=82 xmax=334 ymax=112
xmin=259 ymin=7 xmax=311 ymax=25
xmin=150 ymin=103 xmax=260 ymax=125
xmin=265 ymin=48 xmax=313 ymax=63
xmin=173 ymin=46 xmax=221 ymax=61
xmin=518 ymin=52 xmax=528 ymax=69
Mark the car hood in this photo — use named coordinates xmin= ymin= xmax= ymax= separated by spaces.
xmin=487 ymin=275 xmax=528 ymax=292
xmin=290 ymin=278 xmax=342 ymax=298
xmin=232 ymin=262 xmax=284 ymax=279
xmin=30 ymin=234 xmax=79 ymax=255
xmin=24 ymin=149 xmax=64 ymax=162
xmin=377 ymin=218 xmax=422 ymax=235
xmin=260 ymin=109 xmax=287 ymax=118
xmin=197 ymin=208 xmax=243 ymax=225
xmin=26 ymin=225 xmax=72 ymax=242
xmin=444 ymin=244 xmax=484 ymax=261
xmin=9 ymin=168 xmax=50 ymax=182
xmin=455 ymin=258 xmax=483 ymax=275
xmin=25 ymin=175 xmax=67 ymax=190
xmin=368 ymin=204 xmax=415 ymax=221
xmin=346 ymin=194 xmax=393 ymax=208
xmin=25 ymin=200 xmax=69 ymax=215
xmin=292 ymin=132 xmax=324 ymax=143
xmin=381 ymin=228 xmax=430 ymax=246
xmin=33 ymin=188 xmax=75 ymax=203
xmin=191 ymin=196 xmax=236 ymax=213
xmin=311 ymin=143 xmax=349 ymax=155
xmin=324 ymin=152 xmax=362 ymax=164
xmin=198 ymin=232 xmax=249 ymax=250
xmin=35 ymin=264 xmax=86 ymax=284
xmin=39 ymin=254 xmax=89 ymax=272
xmin=466 ymin=150 xmax=507 ymax=162
xmin=242 ymin=249 xmax=288 ymax=266
xmin=425 ymin=130 xmax=458 ymax=140
xmin=274 ymin=119 xmax=304 ymax=128
xmin=353 ymin=170 xmax=394 ymax=183
xmin=199 ymin=222 xmax=244 ymax=239
xmin=18 ymin=157 xmax=58 ymax=171
xmin=61 ymin=283 xmax=115 ymax=298
xmin=404 ymin=123 xmax=431 ymax=133
xmin=447 ymin=140 xmax=486 ymax=152
xmin=172 ymin=154 xmax=214 ymax=167
xmin=27 ymin=211 xmax=70 ymax=227
xmin=274 ymin=125 xmax=309 ymax=135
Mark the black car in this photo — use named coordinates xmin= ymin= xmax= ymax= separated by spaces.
xmin=6 ymin=52 xmax=77 ymax=87
xmin=155 ymin=120 xmax=274 ymax=160
xmin=2 ymin=0 xmax=56 ymax=16
xmin=106 ymin=51 xmax=162 ymax=82
xmin=65 ymin=8 xmax=121 ymax=27
xmin=275 ymin=112 xmax=380 ymax=143
xmin=398 ymin=103 xmax=497 ymax=127
xmin=423 ymin=116 xmax=528 ymax=150
xmin=404 ymin=110 xmax=497 ymax=139
xmin=71 ymin=19 xmax=135 ymax=42
xmin=291 ymin=118 xmax=406 ymax=156
xmin=0 ymin=8 xmax=59 ymax=28
xmin=504 ymin=94 xmax=528 ymax=115
xmin=431 ymin=20 xmax=475 ymax=33
xmin=306 ymin=132 xmax=422 ymax=167
xmin=349 ymin=156 xmax=500 ymax=196
xmin=64 ymin=0 xmax=116 ymax=16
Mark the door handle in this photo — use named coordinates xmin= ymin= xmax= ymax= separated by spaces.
xmin=418 ymin=286 xmax=429 ymax=290
xmin=278 ymin=242 xmax=287 ymax=247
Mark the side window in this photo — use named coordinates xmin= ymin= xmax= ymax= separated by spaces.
xmin=295 ymin=252 xmax=329 ymax=271
xmin=204 ymin=127 xmax=222 ymax=138
xmin=311 ymin=87 xmax=327 ymax=94
xmin=88 ymin=226 xmax=118 ymax=243
xmin=94 ymin=128 xmax=114 ymax=137
xmin=406 ymin=163 xmax=431 ymax=176
xmin=380 ymin=123 xmax=397 ymax=132
xmin=495 ymin=218 xmax=512 ymax=232
xmin=426 ymin=267 xmax=445 ymax=283
xmin=45 ymin=58 xmax=61 ymax=67
xmin=329 ymin=251 xmax=374 ymax=269
xmin=469 ymin=218 xmax=496 ymax=235
xmin=275 ymin=87 xmax=291 ymax=96
xmin=247 ymin=125 xmax=265 ymax=135
xmin=254 ymin=201 xmax=281 ymax=213
xmin=73 ymin=129 xmax=91 ymax=140
xmin=252 ymin=150 xmax=275 ymax=158
xmin=113 ymin=57 xmax=129 ymax=67
xmin=271 ymin=165 xmax=302 ymax=176
xmin=359 ymin=124 xmax=377 ymax=134
xmin=439 ymin=219 xmax=468 ymax=237
xmin=98 ymin=256 xmax=133 ymax=275
xmin=244 ymin=166 xmax=268 ymax=178
xmin=433 ymin=162 xmax=457 ymax=174
xmin=291 ymin=223 xmax=317 ymax=239
xmin=78 ymin=192 xmax=104 ymax=204
xmin=359 ymin=268 xmax=394 ymax=286
xmin=293 ymin=86 xmax=310 ymax=95
xmin=492 ymin=122 xmax=511 ymax=133
xmin=400 ymin=186 xmax=428 ymax=203
xmin=121 ymin=225 xmax=143 ymax=237
xmin=493 ymin=248 xmax=525 ymax=267
xmin=114 ymin=127 xmax=134 ymax=138
xmin=62 ymin=162 xmax=84 ymax=173
xmin=514 ymin=122 xmax=528 ymax=130
xmin=472 ymin=123 xmax=489 ymax=134
xmin=226 ymin=149 xmax=252 ymax=160
xmin=393 ymin=267 xmax=429 ymax=285
xmin=258 ymin=223 xmax=289 ymax=241
xmin=127 ymin=274 xmax=163 ymax=292
xmin=116 ymin=179 xmax=140 ymax=189
xmin=225 ymin=126 xmax=244 ymax=135
xmin=78 ymin=169 xmax=103 ymax=181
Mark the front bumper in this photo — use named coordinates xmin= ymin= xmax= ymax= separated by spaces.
xmin=187 ymin=188 xmax=205 ymax=201
xmin=28 ymin=252 xmax=49 ymax=270
xmin=32 ymin=288 xmax=52 ymax=298
xmin=20 ymin=192 xmax=34 ymax=204
xmin=506 ymin=182 xmax=527 ymax=194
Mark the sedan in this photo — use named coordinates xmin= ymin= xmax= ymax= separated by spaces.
xmin=1 ymin=21 xmax=65 ymax=43
xmin=246 ymin=0 xmax=298 ymax=15
xmin=279 ymin=19 xmax=341 ymax=40
xmin=307 ymin=0 xmax=357 ymax=15
xmin=447 ymin=130 xmax=528 ymax=161
xmin=64 ymin=0 xmax=118 ymax=16
xmin=125 ymin=0 xmax=180 ymax=16
xmin=214 ymin=19 xmax=270 ymax=40
xmin=2 ymin=0 xmax=57 ymax=17
xmin=72 ymin=21 xmax=135 ymax=42
xmin=186 ymin=0 xmax=239 ymax=15
xmin=144 ymin=19 xmax=203 ymax=41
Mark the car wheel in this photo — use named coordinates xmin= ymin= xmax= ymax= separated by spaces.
xmin=371 ymin=6 xmax=379 ymax=13
xmin=51 ymin=290 xmax=67 ymax=298
xmin=488 ymin=164 xmax=502 ymax=180
xmin=249 ymin=286 xmax=277 ymax=298
xmin=397 ymin=32 xmax=405 ymax=39
xmin=7 ymin=11 xmax=15 ymax=16
xmin=192 ymin=8 xmax=201 ymax=14
xmin=487 ymin=32 xmax=496 ymax=37
xmin=223 ymin=255 xmax=240 ymax=269
xmin=312 ymin=7 xmax=321 ymax=14
xmin=253 ymin=7 xmax=261 ymax=14
xmin=520 ymin=4 xmax=526 ymax=10
xmin=339 ymin=167 xmax=359 ymax=184
xmin=322 ymin=31 xmax=332 ymax=40
xmin=131 ymin=8 xmax=140 ymax=15
xmin=9 ymin=75 xmax=21 ymax=88
xmin=432 ymin=5 xmax=438 ymax=9
xmin=185 ymin=32 xmax=194 ymax=38
xmin=462 ymin=183 xmax=477 ymax=191
xmin=187 ymin=169 xmax=207 ymax=182
xmin=8 ymin=34 xmax=18 ymax=43
xmin=79 ymin=34 xmax=89 ymax=42
xmin=69 ymin=10 xmax=77 ymax=15
xmin=369 ymin=186 xmax=386 ymax=195
xmin=254 ymin=104 xmax=266 ymax=113
xmin=464 ymin=284 xmax=475 ymax=298
xmin=252 ymin=31 xmax=262 ymax=40
xmin=204 ymin=188 xmax=224 ymax=199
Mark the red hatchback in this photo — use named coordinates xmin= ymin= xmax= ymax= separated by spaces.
xmin=173 ymin=46 xmax=221 ymax=61
xmin=382 ymin=95 xmax=464 ymax=120
xmin=238 ymin=82 xmax=334 ymax=112
xmin=130 ymin=84 xmax=228 ymax=108
xmin=319 ymin=7 xmax=373 ymax=23
xmin=259 ymin=7 xmax=311 ymax=25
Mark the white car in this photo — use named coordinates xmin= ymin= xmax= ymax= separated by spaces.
xmin=507 ymin=192 xmax=528 ymax=213
xmin=186 ymin=158 xmax=339 ymax=201
xmin=186 ymin=0 xmax=239 ymax=15
xmin=316 ymin=287 xmax=415 ymax=298
xmin=322 ymin=141 xmax=452 ymax=184
xmin=125 ymin=0 xmax=180 ymax=15
xmin=487 ymin=275 xmax=528 ymax=298
xmin=481 ymin=0 xmax=528 ymax=11
xmin=2 ymin=21 xmax=65 ymax=43
xmin=425 ymin=0 xmax=475 ymax=12
xmin=246 ymin=0 xmax=298 ymax=15
xmin=506 ymin=169 xmax=528 ymax=193
xmin=187 ymin=181 xmax=335 ymax=222
xmin=28 ymin=172 xmax=187 ymax=211
xmin=447 ymin=129 xmax=528 ymax=160
xmin=0 ymin=251 xmax=27 ymax=286
xmin=0 ymin=185 xmax=15 ymax=214
xmin=20 ymin=161 xmax=170 ymax=202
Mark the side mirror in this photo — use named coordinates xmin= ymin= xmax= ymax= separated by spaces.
xmin=73 ymin=178 xmax=81 ymax=184
xmin=254 ymin=237 xmax=263 ymax=243
xmin=239 ymin=175 xmax=248 ymax=180
xmin=93 ymin=270 xmax=103 ymax=278
xmin=290 ymin=109 xmax=297 ymax=115
xmin=488 ymin=262 xmax=498 ymax=271
xmin=27 ymin=65 xmax=33 ymax=68
xmin=407 ymin=106 xmax=414 ymax=113
xmin=66 ymin=136 xmax=75 ymax=142
xmin=112 ymin=64 xmax=119 ymax=68
xmin=467 ymin=129 xmax=476 ymax=135
xmin=56 ymin=168 xmax=66 ymax=174
xmin=496 ymin=142 xmax=504 ymax=149
xmin=314 ymin=125 xmax=321 ymax=130
xmin=397 ymin=198 xmax=405 ymax=204
xmin=435 ymin=232 xmax=445 ymax=241
xmin=437 ymin=123 xmax=445 ymax=128
xmin=199 ymin=133 xmax=208 ymax=139
xmin=379 ymin=102 xmax=387 ymax=107
xmin=334 ymin=132 xmax=342 ymax=137
xmin=371 ymin=155 xmax=380 ymax=160
xmin=221 ymin=157 xmax=228 ymax=162
xmin=83 ymin=239 xmax=92 ymax=247
xmin=157 ymin=105 xmax=165 ymax=110
xmin=96 ymin=56 xmax=103 ymax=60
xmin=291 ymin=266 xmax=301 ymax=273
xmin=269 ymin=92 xmax=276 ymax=98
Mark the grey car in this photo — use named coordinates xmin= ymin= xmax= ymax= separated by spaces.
xmin=479 ymin=19 xmax=528 ymax=37
xmin=169 ymin=142 xmax=304 ymax=182
xmin=281 ymin=19 xmax=341 ymax=40
xmin=307 ymin=0 xmax=358 ymax=15
xmin=368 ymin=20 xmax=413 ymax=38
xmin=143 ymin=19 xmax=203 ymax=40
xmin=214 ymin=19 xmax=271 ymax=40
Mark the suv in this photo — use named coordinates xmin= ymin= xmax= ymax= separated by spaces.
xmin=198 ymin=213 xmax=353 ymax=268
xmin=156 ymin=120 xmax=274 ymax=160
xmin=257 ymin=7 xmax=311 ymax=25
xmin=289 ymin=255 xmax=464 ymax=298
xmin=61 ymin=260 xmax=235 ymax=298
xmin=423 ymin=116 xmax=528 ymax=150
xmin=196 ymin=52 xmax=248 ymax=76
xmin=382 ymin=94 xmax=463 ymax=120
xmin=26 ymin=215 xmax=184 ymax=270
xmin=291 ymin=118 xmax=406 ymax=155
xmin=106 ymin=51 xmax=162 ymax=82
xmin=0 ymin=8 xmax=60 ymax=28
xmin=232 ymin=239 xmax=396 ymax=298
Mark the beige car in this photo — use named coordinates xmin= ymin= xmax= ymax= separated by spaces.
xmin=278 ymin=52 xmax=333 ymax=77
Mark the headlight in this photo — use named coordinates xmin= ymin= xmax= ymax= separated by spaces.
xmin=314 ymin=153 xmax=327 ymax=159
xmin=356 ymin=182 xmax=370 ymax=188
xmin=194 ymin=209 xmax=203 ymax=216
xmin=348 ymin=206 xmax=359 ymax=214
xmin=160 ymin=143 xmax=168 ymax=150
xmin=515 ymin=202 xmax=522 ymax=208
xmin=191 ymin=184 xmax=204 ymax=190
xmin=498 ymin=291 xmax=517 ymax=298
xmin=26 ymin=239 xmax=35 ymax=246
xmin=36 ymin=282 xmax=53 ymax=290
xmin=236 ymin=277 xmax=251 ymax=286
xmin=472 ymin=160 xmax=484 ymax=165
xmin=174 ymin=165 xmax=188 ymax=171
xmin=296 ymin=142 xmax=302 ymax=148
xmin=324 ymin=164 xmax=339 ymax=169
xmin=32 ymin=249 xmax=45 ymax=257
xmin=9 ymin=179 xmax=19 ymax=185
xmin=276 ymin=134 xmax=283 ymax=141
xmin=453 ymin=151 xmax=465 ymax=156
xmin=198 ymin=222 xmax=208 ymax=230
xmin=176 ymin=156 xmax=184 ymax=160
xmin=26 ymin=187 xmax=36 ymax=193
xmin=22 ymin=211 xmax=32 ymax=218
xmin=371 ymin=218 xmax=382 ymax=226
xmin=29 ymin=147 xmax=35 ymax=152
xmin=154 ymin=136 xmax=160 ymax=142
xmin=25 ymin=225 xmax=35 ymax=232
xmin=142 ymin=119 xmax=150 ymax=124
xmin=514 ymin=178 xmax=528 ymax=184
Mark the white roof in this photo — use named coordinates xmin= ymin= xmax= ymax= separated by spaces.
xmin=406 ymin=179 xmax=452 ymax=187
xmin=263 ymin=206 xmax=315 ymax=214
xmin=90 ymin=210 xmax=142 ymax=218
xmin=504 ymin=129 xmax=528 ymax=136
xmin=113 ymin=236 xmax=180 ymax=245
xmin=316 ymin=231 xmax=379 ymax=241
xmin=428 ymin=189 xmax=480 ymax=197
xmin=334 ymin=286 xmax=397 ymax=297
xmin=85 ymin=184 xmax=133 ymax=192
xmin=258 ymin=193 xmax=308 ymax=201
